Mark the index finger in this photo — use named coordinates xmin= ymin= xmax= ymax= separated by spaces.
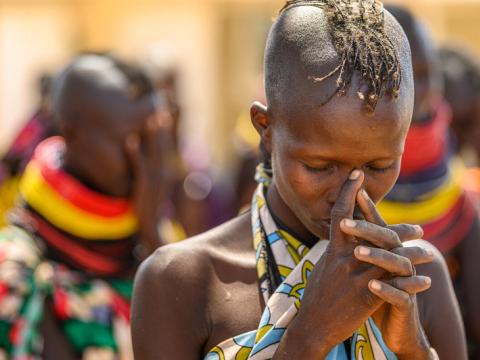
xmin=357 ymin=189 xmax=423 ymax=243
xmin=356 ymin=188 xmax=386 ymax=226
xmin=330 ymin=169 xmax=364 ymax=244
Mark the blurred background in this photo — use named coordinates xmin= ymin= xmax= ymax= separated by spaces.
xmin=2 ymin=0 xmax=480 ymax=174
xmin=0 ymin=1 xmax=480 ymax=357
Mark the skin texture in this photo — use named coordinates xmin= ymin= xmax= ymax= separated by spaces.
xmin=387 ymin=6 xmax=480 ymax=357
xmin=132 ymin=6 xmax=466 ymax=360
xmin=39 ymin=55 xmax=174 ymax=358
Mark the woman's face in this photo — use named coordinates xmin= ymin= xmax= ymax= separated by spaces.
xmin=261 ymin=93 xmax=412 ymax=240
xmin=64 ymin=93 xmax=157 ymax=198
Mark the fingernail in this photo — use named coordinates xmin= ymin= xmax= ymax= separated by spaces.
xmin=343 ymin=219 xmax=357 ymax=228
xmin=414 ymin=225 xmax=423 ymax=234
xmin=370 ymin=280 xmax=382 ymax=291
xmin=426 ymin=249 xmax=434 ymax=257
xmin=356 ymin=246 xmax=370 ymax=256
xmin=349 ymin=170 xmax=361 ymax=180
xmin=424 ymin=277 xmax=432 ymax=286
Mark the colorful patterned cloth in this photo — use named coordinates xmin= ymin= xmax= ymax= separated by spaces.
xmin=4 ymin=112 xmax=55 ymax=176
xmin=0 ymin=137 xmax=139 ymax=358
xmin=14 ymin=137 xmax=140 ymax=277
xmin=0 ymin=226 xmax=133 ymax=359
xmin=0 ymin=111 xmax=55 ymax=227
xmin=205 ymin=164 xmax=396 ymax=360
xmin=20 ymin=137 xmax=138 ymax=241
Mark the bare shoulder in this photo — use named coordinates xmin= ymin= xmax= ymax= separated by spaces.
xmin=135 ymin=211 xmax=252 ymax=291
xmin=131 ymin=212 xmax=253 ymax=359
xmin=403 ymin=239 xmax=452 ymax=306
xmin=403 ymin=239 xmax=448 ymax=278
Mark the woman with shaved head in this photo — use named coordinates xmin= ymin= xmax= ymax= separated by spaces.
xmin=0 ymin=54 xmax=174 ymax=359
xmin=133 ymin=1 xmax=466 ymax=359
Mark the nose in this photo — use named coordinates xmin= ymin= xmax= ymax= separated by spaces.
xmin=325 ymin=168 xmax=353 ymax=205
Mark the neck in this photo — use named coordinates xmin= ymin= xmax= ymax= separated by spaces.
xmin=63 ymin=149 xmax=123 ymax=198
xmin=266 ymin=181 xmax=318 ymax=247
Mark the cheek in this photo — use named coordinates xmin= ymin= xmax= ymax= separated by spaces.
xmin=365 ymin=167 xmax=401 ymax=204
xmin=272 ymin=152 xmax=328 ymax=208
xmin=89 ymin=139 xmax=128 ymax=179
xmin=104 ymin=146 xmax=129 ymax=177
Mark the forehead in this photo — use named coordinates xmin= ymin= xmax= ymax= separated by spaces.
xmin=275 ymin=89 xmax=411 ymax=159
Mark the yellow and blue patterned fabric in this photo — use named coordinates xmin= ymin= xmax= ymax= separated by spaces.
xmin=205 ymin=164 xmax=396 ymax=360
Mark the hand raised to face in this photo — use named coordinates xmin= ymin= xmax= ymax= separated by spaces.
xmin=281 ymin=169 xmax=435 ymax=358
xmin=125 ymin=109 xmax=176 ymax=253
xmin=339 ymin=187 xmax=436 ymax=357
xmin=286 ymin=170 xmax=387 ymax=353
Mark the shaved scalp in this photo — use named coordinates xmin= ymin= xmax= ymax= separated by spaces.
xmin=265 ymin=0 xmax=413 ymax=113
xmin=51 ymin=54 xmax=154 ymax=127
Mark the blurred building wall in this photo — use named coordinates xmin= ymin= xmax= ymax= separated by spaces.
xmin=0 ymin=0 xmax=76 ymax=154
xmin=1 ymin=0 xmax=480 ymax=173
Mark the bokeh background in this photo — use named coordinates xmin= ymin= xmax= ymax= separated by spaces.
xmin=1 ymin=0 xmax=480 ymax=176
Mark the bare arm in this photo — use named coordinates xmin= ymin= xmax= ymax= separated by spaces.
xmin=131 ymin=245 xmax=209 ymax=360
xmin=415 ymin=240 xmax=468 ymax=360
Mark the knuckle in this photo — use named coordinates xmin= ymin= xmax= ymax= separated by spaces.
xmin=401 ymin=258 xmax=414 ymax=276
xmin=344 ymin=259 xmax=357 ymax=274
xmin=334 ymin=253 xmax=352 ymax=269
xmin=330 ymin=207 xmax=348 ymax=220
xmin=390 ymin=230 xmax=401 ymax=245
xmin=396 ymin=224 xmax=411 ymax=237
xmin=352 ymin=276 xmax=363 ymax=292
xmin=354 ymin=220 xmax=368 ymax=233
xmin=420 ymin=247 xmax=431 ymax=259
xmin=389 ymin=277 xmax=400 ymax=289
xmin=406 ymin=223 xmax=419 ymax=236
xmin=403 ymin=247 xmax=422 ymax=263
xmin=400 ymin=294 xmax=413 ymax=309
xmin=391 ymin=246 xmax=405 ymax=257
xmin=382 ymin=228 xmax=399 ymax=246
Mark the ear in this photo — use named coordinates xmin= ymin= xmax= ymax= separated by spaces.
xmin=250 ymin=101 xmax=273 ymax=153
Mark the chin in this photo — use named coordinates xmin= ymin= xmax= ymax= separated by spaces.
xmin=303 ymin=219 xmax=330 ymax=240
xmin=315 ymin=225 xmax=330 ymax=240
xmin=103 ymin=180 xmax=130 ymax=198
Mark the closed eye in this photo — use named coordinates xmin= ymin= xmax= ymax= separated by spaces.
xmin=365 ymin=163 xmax=395 ymax=173
xmin=302 ymin=163 xmax=333 ymax=173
